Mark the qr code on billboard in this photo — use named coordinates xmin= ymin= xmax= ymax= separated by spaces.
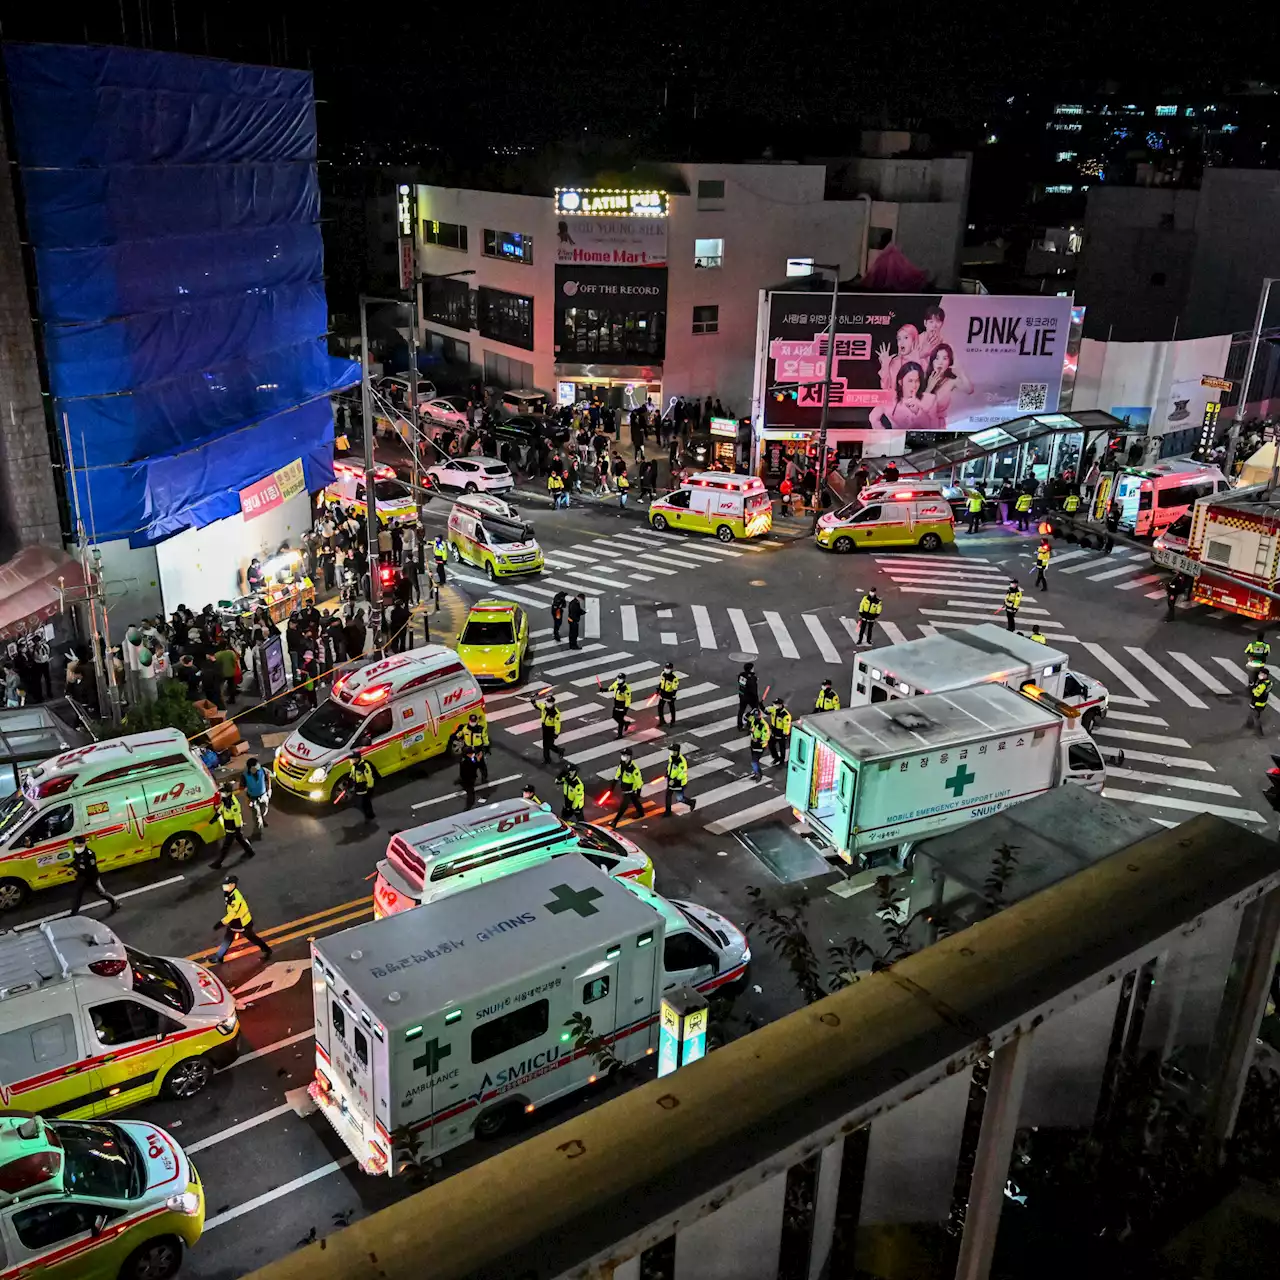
xmin=1018 ymin=382 xmax=1049 ymax=412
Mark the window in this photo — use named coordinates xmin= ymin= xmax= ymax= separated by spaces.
xmin=13 ymin=1202 xmax=103 ymax=1251
xmin=354 ymin=1027 xmax=369 ymax=1068
xmin=483 ymin=351 xmax=534 ymax=390
xmin=664 ymin=489 xmax=692 ymax=510
xmin=868 ymin=226 xmax=893 ymax=251
xmin=854 ymin=505 xmax=883 ymax=522
xmin=560 ymin=307 xmax=666 ymax=361
xmin=471 ymin=999 xmax=549 ymax=1063
xmin=1206 ymin=539 xmax=1233 ymax=565
xmin=356 ymin=708 xmax=394 ymax=746
xmin=692 ymin=305 xmax=719 ymax=335
xmin=477 ymin=287 xmax=534 ymax=350
xmin=786 ymin=257 xmax=815 ymax=276
xmin=424 ymin=277 xmax=472 ymax=332
xmin=89 ymin=1000 xmax=179 ymax=1046
xmin=85 ymin=754 xmax=189 ymax=787
xmin=1159 ymin=480 xmax=1216 ymax=508
xmin=1068 ymin=743 xmax=1104 ymax=773
xmin=694 ymin=238 xmax=723 ymax=269
xmin=422 ymin=219 xmax=468 ymax=251
xmin=583 ymin=976 xmax=610 ymax=1003
xmin=664 ymin=931 xmax=717 ymax=972
xmin=332 ymin=1001 xmax=346 ymax=1041
xmin=0 ymin=1015 xmax=76 ymax=1083
xmin=483 ymin=229 xmax=534 ymax=265
xmin=697 ymin=179 xmax=725 ymax=206
xmin=19 ymin=804 xmax=73 ymax=847
xmin=125 ymin=949 xmax=192 ymax=1014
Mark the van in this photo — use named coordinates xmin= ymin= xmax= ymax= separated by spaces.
xmin=1110 ymin=461 xmax=1227 ymax=538
xmin=815 ymin=495 xmax=955 ymax=552
xmin=499 ymin=388 xmax=549 ymax=416
xmin=324 ymin=460 xmax=417 ymax=527
xmin=311 ymin=854 xmax=748 ymax=1173
xmin=648 ymin=472 xmax=773 ymax=542
xmin=0 ymin=730 xmax=221 ymax=910
xmin=447 ymin=498 xmax=544 ymax=580
xmin=273 ymin=645 xmax=483 ymax=803
xmin=372 ymin=798 xmax=655 ymax=917
xmin=0 ymin=916 xmax=239 ymax=1119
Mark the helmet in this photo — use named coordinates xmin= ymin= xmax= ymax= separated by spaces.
xmin=670 ymin=742 xmax=681 ymax=753
xmin=663 ymin=660 xmax=674 ymax=670
xmin=744 ymin=661 xmax=754 ymax=672
xmin=349 ymin=750 xmax=361 ymax=761
xmin=616 ymin=672 xmax=626 ymax=682
xmin=220 ymin=781 xmax=234 ymax=794
xmin=72 ymin=835 xmax=86 ymax=849
xmin=822 ymin=678 xmax=832 ymax=687
xmin=222 ymin=875 xmax=239 ymax=891
xmin=468 ymin=712 xmax=479 ymax=724
xmin=775 ymin=695 xmax=786 ymax=705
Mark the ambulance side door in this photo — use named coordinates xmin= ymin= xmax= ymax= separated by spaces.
xmin=570 ymin=960 xmax=620 ymax=1087
xmin=13 ymin=803 xmax=78 ymax=891
xmin=97 ymin=782 xmax=148 ymax=870
xmin=2 ymin=1196 xmax=121 ymax=1280
xmin=395 ymin=696 xmax=430 ymax=766
xmin=83 ymin=994 xmax=186 ymax=1115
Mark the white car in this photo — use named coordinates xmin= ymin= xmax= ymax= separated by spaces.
xmin=426 ymin=455 xmax=514 ymax=494
xmin=420 ymin=397 xmax=470 ymax=428
xmin=375 ymin=374 xmax=436 ymax=404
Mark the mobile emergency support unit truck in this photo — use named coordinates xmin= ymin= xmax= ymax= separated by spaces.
xmin=311 ymin=854 xmax=748 ymax=1174
xmin=787 ymin=682 xmax=1105 ymax=866
xmin=850 ymin=624 xmax=1109 ymax=732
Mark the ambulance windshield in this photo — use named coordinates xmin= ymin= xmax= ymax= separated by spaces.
xmin=297 ymin=699 xmax=367 ymax=750
xmin=54 ymin=1121 xmax=143 ymax=1200
xmin=0 ymin=793 xmax=30 ymax=842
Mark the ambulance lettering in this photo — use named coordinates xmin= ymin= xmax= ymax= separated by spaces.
xmin=470 ymin=1044 xmax=565 ymax=1102
xmin=441 ymin=687 xmax=465 ymax=709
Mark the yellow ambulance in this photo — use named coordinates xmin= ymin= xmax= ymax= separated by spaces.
xmin=648 ymin=472 xmax=773 ymax=541
xmin=0 ymin=730 xmax=222 ymax=910
xmin=273 ymin=645 xmax=484 ymax=802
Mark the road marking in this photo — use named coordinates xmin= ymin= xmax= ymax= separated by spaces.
xmin=630 ymin=573 xmax=655 ymax=581
xmin=640 ymin=549 xmax=709 ymax=568
xmin=547 ymin=549 xmax=597 ymax=563
xmin=530 ymin=626 xmax=555 ymax=638
xmin=540 ymin=649 xmax=631 ymax=677
xmin=763 ymin=611 xmax=799 ymax=658
xmin=586 ymin=596 xmax=600 ymax=639
xmin=232 ymin=960 xmax=312 ymax=1004
xmin=1092 ymin=726 xmax=1190 ymax=747
xmin=1060 ymin=557 xmax=1113 ymax=574
xmin=451 ymin=570 xmax=556 ymax=604
xmin=1040 ymin=548 xmax=1093 ymax=565
xmin=1106 ymin=710 xmax=1168 ymax=726
xmin=1116 ymin=573 xmax=1165 ymax=591
xmin=628 ymin=559 xmax=678 ymax=575
xmin=542 ymin=576 xmax=602 ymax=596
xmin=1167 ymin=652 xmax=1232 ymax=695
xmin=940 ymin=595 xmax=1051 ymax=615
xmin=561 ymin=571 xmax=630 ymax=590
xmin=569 ymin=660 xmax=657 ymax=687
xmin=533 ymin=643 xmax=606 ymax=667
xmin=1086 ymin=563 xmax=1147 ymax=582
xmin=204 ymin=1158 xmax=356 ymax=1231
xmin=621 ymin=605 xmax=638 ymax=642
xmin=673 ymin=694 xmax=742 ymax=721
xmin=1122 ymin=647 xmax=1208 ymax=709
xmin=692 ymin=776 xmax=768 ymax=809
xmin=220 ymin=1028 xmax=315 ymax=1071
xmin=639 ymin=758 xmax=731 ymax=797
xmin=582 ymin=542 xmax=626 ymax=557
xmin=187 ymin=1102 xmax=295 ymax=1153
xmin=804 ymin=616 xmax=842 ymax=663
xmin=410 ymin=774 xmax=522 ymax=809
xmin=690 ymin=714 xmax=743 ymax=738
xmin=1082 ymin=642 xmax=1156 ymax=702
xmin=660 ymin=632 xmax=678 ymax=645
xmin=16 ymin=875 xmax=186 ymax=932
xmin=705 ymin=792 xmax=794 ymax=834
xmin=873 ymin=553 xmax=990 ymax=564
xmin=692 ymin=605 xmax=718 ymax=649
xmin=1116 ymin=748 xmax=1214 ymax=771
xmin=919 ymin=608 xmax=1065 ymax=629
xmin=188 ymin=897 xmax=375 ymax=959
xmin=1106 ymin=694 xmax=1146 ymax=707
xmin=506 ymin=701 xmax=606 ymax=734
xmin=727 ymin=608 xmax=757 ymax=654
xmin=566 ymin=728 xmax=664 ymax=763
xmin=486 ymin=694 xmax=580 ymax=723
xmin=1102 ymin=788 xmax=1264 ymax=824
xmin=878 ymin=573 xmax=1010 ymax=589
xmin=838 ymin=617 xmax=859 ymax=646
xmin=878 ymin=621 xmax=909 ymax=645
xmin=557 ymin=718 xmax=632 ymax=746
xmin=1108 ymin=768 xmax=1239 ymax=797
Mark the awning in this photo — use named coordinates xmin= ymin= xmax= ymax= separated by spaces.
xmin=0 ymin=547 xmax=87 ymax=641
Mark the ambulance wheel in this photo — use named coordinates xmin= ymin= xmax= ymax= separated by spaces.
xmin=716 ymin=524 xmax=734 ymax=543
xmin=0 ymin=878 xmax=28 ymax=912
xmin=486 ymin=561 xmax=497 ymax=581
xmin=474 ymin=1100 xmax=519 ymax=1139
xmin=832 ymin=536 xmax=854 ymax=554
xmin=651 ymin=514 xmax=669 ymax=532
xmin=162 ymin=831 xmax=202 ymax=863
xmin=918 ymin=533 xmax=943 ymax=551
xmin=162 ymin=1055 xmax=213 ymax=1099
xmin=121 ymin=1236 xmax=184 ymax=1280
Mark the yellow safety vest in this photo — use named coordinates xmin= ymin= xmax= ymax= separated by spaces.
xmin=1005 ymin=589 xmax=1023 ymax=610
xmin=1015 ymin=494 xmax=1033 ymax=512
xmin=858 ymin=595 xmax=882 ymax=619
xmin=617 ymin=473 xmax=630 ymax=491
xmin=547 ymin=474 xmax=564 ymax=492
xmin=1030 ymin=630 xmax=1047 ymax=644
xmin=350 ymin=760 xmax=374 ymax=790
xmin=609 ymin=681 xmax=632 ymax=709
xmin=749 ymin=719 xmax=771 ymax=749
xmin=615 ymin=762 xmax=642 ymax=790
xmin=1036 ymin=545 xmax=1051 ymax=567
xmin=768 ymin=705 xmax=792 ymax=736
xmin=1252 ymin=679 xmax=1271 ymax=707
xmin=815 ymin=688 xmax=840 ymax=711
xmin=539 ymin=703 xmax=562 ymax=732
xmin=967 ymin=494 xmax=984 ymax=513
xmin=217 ymin=795 xmax=243 ymax=828
xmin=220 ymin=889 xmax=252 ymax=928
xmin=1063 ymin=494 xmax=1080 ymax=512
xmin=658 ymin=671 xmax=680 ymax=696
xmin=562 ymin=776 xmax=585 ymax=807
xmin=461 ymin=723 xmax=489 ymax=749
xmin=666 ymin=754 xmax=688 ymax=784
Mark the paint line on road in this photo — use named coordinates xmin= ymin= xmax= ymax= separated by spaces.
xmin=16 ymin=875 xmax=186 ymax=932
xmin=763 ymin=611 xmax=799 ymax=658
xmin=705 ymin=792 xmax=795 ymax=834
xmin=1105 ymin=710 xmax=1169 ymax=727
xmin=692 ymin=604 xmax=718 ymax=649
xmin=221 ymin=1028 xmax=315 ymax=1071
xmin=1167 ymin=651 xmax=1232 ymax=695
xmin=1085 ymin=563 xmax=1147 ymax=582
xmin=1093 ymin=726 xmax=1190 ymax=748
xmin=727 ymin=607 xmax=757 ymax=654
xmin=1123 ymin=647 xmax=1208 ymax=709
xmin=541 ymin=649 xmax=632 ymax=678
xmin=804 ymin=615 xmax=842 ymax=663
xmin=1116 ymin=573 xmax=1165 ymax=592
xmin=204 ymin=1157 xmax=355 ymax=1231
xmin=410 ymin=774 xmax=522 ymax=810
xmin=620 ymin=605 xmax=639 ymax=643
xmin=585 ymin=596 xmax=601 ymax=638
xmin=1082 ymin=642 xmax=1156 ymax=703
xmin=533 ymin=643 xmax=607 ymax=668
xmin=1102 ymin=788 xmax=1265 ymax=825
xmin=1115 ymin=748 xmax=1214 ymax=771
xmin=569 ymin=660 xmax=657 ymax=687
xmin=1108 ymin=768 xmax=1239 ymax=797
xmin=919 ymin=608 xmax=1065 ymax=629
xmin=566 ymin=728 xmax=664 ymax=763
xmin=187 ymin=1102 xmax=295 ymax=1153
xmin=878 ymin=621 xmax=910 ymax=645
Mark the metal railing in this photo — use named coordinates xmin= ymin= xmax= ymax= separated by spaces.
xmin=247 ymin=814 xmax=1280 ymax=1280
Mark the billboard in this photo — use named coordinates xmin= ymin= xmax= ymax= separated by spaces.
xmin=765 ymin=292 xmax=1075 ymax=433
xmin=554 ymin=215 xmax=666 ymax=268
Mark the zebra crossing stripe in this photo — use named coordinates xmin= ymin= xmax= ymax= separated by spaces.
xmin=687 ymin=542 xmax=745 ymax=557
xmin=584 ymin=541 xmax=627 ymax=556
xmin=646 ymin=549 xmax=714 ymax=567
xmin=692 ymin=605 xmax=718 ymax=648
xmin=1166 ymin=652 xmax=1232 ymax=695
xmin=1060 ymin=557 xmax=1116 ymax=575
xmin=1041 ymin=548 xmax=1093 ymax=565
xmin=763 ymin=611 xmax=799 ymax=659
xmin=1112 ymin=748 xmax=1214 ymax=771
xmin=919 ymin=608 xmax=1065 ymax=629
xmin=672 ymin=694 xmax=741 ymax=720
xmin=1082 ymin=642 xmax=1156 ymax=702
xmin=691 ymin=714 xmax=742 ymax=738
xmin=1093 ymin=726 xmax=1190 ymax=748
xmin=727 ymin=608 xmax=757 ymax=654
xmin=548 ymin=549 xmax=597 ymax=563
xmin=1122 ymin=647 xmax=1208 ymax=709
xmin=505 ymin=700 xmax=610 ymax=734
xmin=704 ymin=791 xmax=795 ymax=834
xmin=631 ymin=573 xmax=655 ymax=581
xmin=1086 ymin=563 xmax=1148 ymax=583
xmin=569 ymin=661 xmax=657 ymax=687
xmin=879 ymin=571 xmax=1009 ymax=585
xmin=534 ymin=643 xmax=607 ymax=666
xmin=541 ymin=650 xmax=632 ymax=677
xmin=879 ymin=621 xmax=909 ymax=645
xmin=586 ymin=597 xmax=600 ymax=639
xmin=628 ymin=560 xmax=679 ymax=575
xmin=567 ymin=728 xmax=665 ymax=765
xmin=944 ymin=597 xmax=1051 ymax=615
xmin=542 ymin=576 xmax=603 ymax=596
xmin=1102 ymin=788 xmax=1264 ymax=824
xmin=838 ymin=617 xmax=859 ymax=646
xmin=1108 ymin=767 xmax=1240 ymax=797
xmin=486 ymin=694 xmax=581 ymax=723
xmin=1106 ymin=710 xmax=1169 ymax=726
xmin=890 ymin=579 xmax=1012 ymax=595
xmin=1116 ymin=574 xmax=1164 ymax=592
xmin=639 ymin=758 xmax=731 ymax=798
xmin=873 ymin=553 xmax=990 ymax=564
xmin=621 ymin=605 xmax=638 ymax=643
xmin=804 ymin=616 xmax=841 ymax=663
xmin=688 ymin=776 xmax=763 ymax=810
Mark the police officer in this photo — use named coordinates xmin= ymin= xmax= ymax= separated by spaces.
xmin=459 ymin=745 xmax=482 ymax=810
xmin=664 ymin=743 xmax=696 ymax=814
xmin=1248 ymin=668 xmax=1273 ymax=735
xmin=537 ymin=693 xmax=564 ymax=765
xmin=348 ymin=750 xmax=375 ymax=821
xmin=68 ymin=835 xmax=119 ymax=916
xmin=1062 ymin=490 xmax=1081 ymax=529
xmin=767 ymin=697 xmax=792 ymax=765
xmin=736 ymin=661 xmax=760 ymax=729
xmin=857 ymin=589 xmax=882 ymax=644
xmin=1028 ymin=623 xmax=1048 ymax=644
xmin=1034 ymin=538 xmax=1051 ymax=591
xmin=1165 ymin=573 xmax=1183 ymax=622
xmin=657 ymin=662 xmax=680 ymax=726
xmin=607 ymin=673 xmax=633 ymax=737
xmin=1245 ymin=632 xmax=1271 ymax=672
xmin=965 ymin=489 xmax=985 ymax=534
xmin=1004 ymin=579 xmax=1023 ymax=632
xmin=432 ymin=536 xmax=449 ymax=584
xmin=459 ymin=713 xmax=490 ymax=782
xmin=748 ymin=710 xmax=771 ymax=780
xmin=211 ymin=781 xmax=255 ymax=869
xmin=558 ymin=761 xmax=585 ymax=821
xmin=522 ymin=783 xmax=542 ymax=805
xmin=1014 ymin=490 xmax=1033 ymax=531
xmin=211 ymin=875 xmax=271 ymax=964
xmin=611 ymin=750 xmax=644 ymax=827
xmin=567 ymin=592 xmax=585 ymax=650
xmin=547 ymin=469 xmax=566 ymax=508
xmin=815 ymin=679 xmax=840 ymax=712
xmin=551 ymin=590 xmax=568 ymax=642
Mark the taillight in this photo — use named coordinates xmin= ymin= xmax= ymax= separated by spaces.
xmin=314 ymin=1068 xmax=333 ymax=1094
xmin=89 ymin=959 xmax=128 ymax=977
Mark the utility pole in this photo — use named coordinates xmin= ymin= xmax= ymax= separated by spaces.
xmin=810 ymin=263 xmax=841 ymax=533
xmin=1228 ymin=277 xmax=1276 ymax=484
xmin=407 ymin=283 xmax=420 ymax=505
xmin=358 ymin=295 xmax=381 ymax=611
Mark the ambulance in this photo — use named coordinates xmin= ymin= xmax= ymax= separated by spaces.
xmin=1109 ymin=460 xmax=1227 ymax=538
xmin=447 ymin=496 xmax=544 ymax=580
xmin=648 ymin=473 xmax=773 ymax=542
xmin=0 ymin=915 xmax=239 ymax=1119
xmin=815 ymin=494 xmax=955 ymax=552
xmin=0 ymin=1113 xmax=204 ymax=1280
xmin=324 ymin=460 xmax=417 ymax=527
xmin=0 ymin=730 xmax=222 ymax=910
xmin=311 ymin=854 xmax=748 ymax=1174
xmin=272 ymin=646 xmax=483 ymax=803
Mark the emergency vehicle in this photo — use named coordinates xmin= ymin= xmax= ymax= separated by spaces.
xmin=648 ymin=473 xmax=773 ymax=541
xmin=1109 ymin=460 xmax=1227 ymax=538
xmin=272 ymin=646 xmax=483 ymax=802
xmin=454 ymin=600 xmax=531 ymax=685
xmin=313 ymin=854 xmax=747 ymax=1174
xmin=0 ymin=1114 xmax=204 ymax=1280
xmin=815 ymin=494 xmax=954 ymax=552
xmin=0 ymin=731 xmax=221 ymax=910
xmin=0 ymin=916 xmax=238 ymax=1119
xmin=324 ymin=460 xmax=417 ymax=527
xmin=1182 ymin=483 xmax=1280 ymax=622
xmin=447 ymin=498 xmax=544 ymax=580
xmin=372 ymin=797 xmax=654 ymax=917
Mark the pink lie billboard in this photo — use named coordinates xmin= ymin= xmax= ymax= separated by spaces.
xmin=765 ymin=292 xmax=1075 ymax=433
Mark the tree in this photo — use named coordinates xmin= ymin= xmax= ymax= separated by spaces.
xmin=120 ymin=681 xmax=206 ymax=740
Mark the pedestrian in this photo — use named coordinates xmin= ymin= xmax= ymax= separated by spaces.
xmin=664 ymin=743 xmax=696 ymax=814
xmin=857 ymin=589 xmax=882 ymax=644
xmin=1015 ymin=491 xmax=1033 ymax=531
xmin=210 ymin=875 xmax=271 ymax=964
xmin=748 ymin=710 xmax=771 ymax=780
xmin=459 ymin=746 xmax=481 ymax=809
xmin=551 ymin=590 xmax=568 ymax=642
xmin=433 ymin=536 xmax=449 ymax=584
xmin=558 ymin=761 xmax=585 ymax=821
xmin=657 ymin=661 xmax=679 ymax=725
xmin=1164 ymin=575 xmax=1182 ymax=622
xmin=567 ymin=592 xmax=585 ymax=650
xmin=1034 ymin=538 xmax=1051 ymax=591
xmin=1004 ymin=579 xmax=1023 ymax=632
xmin=611 ymin=750 xmax=644 ymax=827
xmin=767 ymin=697 xmax=792 ymax=765
xmin=210 ymin=781 xmax=255 ymax=869
xmin=68 ymin=835 xmax=119 ymax=916
xmin=460 ymin=713 xmax=490 ymax=782
xmin=617 ymin=469 xmax=630 ymax=508
xmin=596 ymin=453 xmax=611 ymax=495
xmin=1028 ymin=624 xmax=1047 ymax=644
xmin=538 ymin=693 xmax=565 ymax=765
xmin=389 ymin=599 xmax=411 ymax=653
xmin=736 ymin=661 xmax=760 ymax=729
xmin=347 ymin=750 xmax=376 ymax=820
xmin=815 ymin=679 xmax=840 ymax=712
xmin=608 ymin=673 xmax=633 ymax=736
xmin=238 ymin=756 xmax=272 ymax=837
xmin=641 ymin=457 xmax=658 ymax=500
xmin=1248 ymin=669 xmax=1272 ymax=735
xmin=30 ymin=635 xmax=50 ymax=703
xmin=966 ymin=489 xmax=984 ymax=534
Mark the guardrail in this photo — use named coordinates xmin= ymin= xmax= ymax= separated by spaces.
xmin=247 ymin=815 xmax=1280 ymax=1280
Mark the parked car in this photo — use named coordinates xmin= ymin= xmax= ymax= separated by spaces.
xmin=419 ymin=397 xmax=470 ymax=429
xmin=495 ymin=414 xmax=570 ymax=447
xmin=374 ymin=374 xmax=436 ymax=405
xmin=425 ymin=456 xmax=515 ymax=494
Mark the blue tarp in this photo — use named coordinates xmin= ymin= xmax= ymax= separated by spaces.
xmin=4 ymin=42 xmax=355 ymax=545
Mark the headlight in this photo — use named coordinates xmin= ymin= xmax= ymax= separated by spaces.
xmin=216 ymin=1015 xmax=238 ymax=1036
xmin=307 ymin=767 xmax=329 ymax=783
xmin=505 ymin=652 xmax=518 ymax=665
xmin=166 ymin=1190 xmax=202 ymax=1216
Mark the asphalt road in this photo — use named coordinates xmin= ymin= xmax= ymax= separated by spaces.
xmin=9 ymin=486 xmax=1276 ymax=1277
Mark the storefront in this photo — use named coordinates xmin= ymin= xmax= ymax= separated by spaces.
xmin=555 ymin=368 xmax=663 ymax=414
xmin=752 ymin=427 xmax=905 ymax=484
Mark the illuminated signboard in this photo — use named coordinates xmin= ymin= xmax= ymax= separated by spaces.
xmin=555 ymin=188 xmax=668 ymax=218
xmin=397 ymin=184 xmax=413 ymax=236
xmin=709 ymin=417 xmax=738 ymax=438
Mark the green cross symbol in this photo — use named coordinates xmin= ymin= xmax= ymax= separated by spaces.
xmin=413 ymin=1038 xmax=451 ymax=1076
xmin=545 ymin=883 xmax=604 ymax=918
xmin=945 ymin=764 xmax=976 ymax=798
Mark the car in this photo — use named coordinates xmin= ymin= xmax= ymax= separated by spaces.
xmin=419 ymin=397 xmax=469 ymax=429
xmin=0 ymin=1113 xmax=205 ymax=1280
xmin=324 ymin=462 xmax=417 ymax=526
xmin=1152 ymin=512 xmax=1192 ymax=563
xmin=374 ymin=374 xmax=436 ymax=404
xmin=570 ymin=821 xmax=656 ymax=889
xmin=455 ymin=600 xmax=530 ymax=684
xmin=425 ymin=455 xmax=514 ymax=494
xmin=494 ymin=414 xmax=571 ymax=447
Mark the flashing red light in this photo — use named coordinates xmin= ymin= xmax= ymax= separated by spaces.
xmin=379 ymin=565 xmax=396 ymax=584
xmin=355 ymin=684 xmax=391 ymax=705
xmin=88 ymin=958 xmax=129 ymax=977
xmin=332 ymin=674 xmax=350 ymax=695
xmin=34 ymin=775 xmax=74 ymax=799
xmin=0 ymin=1151 xmax=61 ymax=1195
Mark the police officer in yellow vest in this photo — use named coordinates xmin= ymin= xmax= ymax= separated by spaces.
xmin=1245 ymin=633 xmax=1271 ymax=672
xmin=432 ymin=535 xmax=449 ymax=584
xmin=1034 ymin=538 xmax=1052 ymax=591
xmin=1014 ymin=491 xmax=1033 ymax=531
xmin=347 ymin=751 xmax=376 ymax=821
xmin=1062 ymin=491 xmax=1081 ymax=528
xmin=767 ymin=697 xmax=792 ymax=765
xmin=459 ymin=712 xmax=490 ymax=782
xmin=1029 ymin=623 xmax=1047 ymax=644
xmin=211 ymin=875 xmax=271 ymax=964
xmin=857 ymin=589 xmax=882 ymax=644
xmin=608 ymin=673 xmax=633 ymax=738
xmin=664 ymin=744 xmax=696 ymax=814
xmin=965 ymin=489 xmax=985 ymax=534
xmin=611 ymin=750 xmax=644 ymax=827
xmin=547 ymin=470 xmax=566 ymax=509
xmin=748 ymin=710 xmax=771 ymax=780
xmin=537 ymin=694 xmax=565 ymax=765
xmin=815 ymin=679 xmax=840 ymax=711
xmin=657 ymin=662 xmax=680 ymax=726
xmin=1004 ymin=579 xmax=1023 ymax=632
xmin=211 ymin=781 xmax=255 ymax=870
xmin=558 ymin=761 xmax=585 ymax=821
xmin=1248 ymin=669 xmax=1273 ymax=735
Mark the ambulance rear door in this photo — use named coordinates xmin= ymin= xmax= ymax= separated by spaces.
xmin=785 ymin=724 xmax=817 ymax=814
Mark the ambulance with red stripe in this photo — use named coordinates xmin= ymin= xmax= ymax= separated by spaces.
xmin=273 ymin=646 xmax=483 ymax=803
xmin=0 ymin=731 xmax=222 ymax=911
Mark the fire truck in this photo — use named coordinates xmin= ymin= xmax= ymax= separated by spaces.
xmin=1181 ymin=484 xmax=1280 ymax=622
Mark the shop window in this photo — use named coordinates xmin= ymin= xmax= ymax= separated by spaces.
xmin=483 ymin=352 xmax=534 ymax=390
xmin=697 ymin=179 xmax=725 ymax=207
xmin=694 ymin=238 xmax=723 ymax=269
xmin=423 ymin=219 xmax=468 ymax=252
xmin=692 ymin=305 xmax=719 ymax=335
xmin=483 ymin=229 xmax=534 ymax=265
xmin=478 ymin=287 xmax=534 ymax=351
xmin=424 ymin=277 xmax=472 ymax=331
xmin=559 ymin=308 xmax=665 ymax=362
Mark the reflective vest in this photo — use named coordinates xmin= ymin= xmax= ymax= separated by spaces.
xmin=815 ymin=687 xmax=840 ymax=711
xmin=967 ymin=493 xmax=984 ymax=513
xmin=609 ymin=680 xmax=632 ymax=710
xmin=858 ymin=594 xmax=882 ymax=619
xmin=1036 ymin=544 xmax=1051 ymax=568
xmin=617 ymin=473 xmax=630 ymax=490
xmin=1030 ymin=629 xmax=1047 ymax=644
xmin=433 ymin=539 xmax=448 ymax=562
xmin=658 ymin=670 xmax=680 ymax=698
xmin=1245 ymin=640 xmax=1271 ymax=663
xmin=561 ymin=775 xmax=585 ymax=808
xmin=1005 ymin=588 xmax=1023 ymax=611
xmin=1015 ymin=494 xmax=1033 ymax=512
xmin=615 ymin=761 xmax=642 ymax=791
xmin=749 ymin=719 xmax=771 ymax=750
xmin=220 ymin=889 xmax=253 ymax=929
xmin=539 ymin=702 xmax=562 ymax=733
xmin=461 ymin=722 xmax=489 ymax=750
xmin=217 ymin=794 xmax=244 ymax=829
xmin=350 ymin=759 xmax=375 ymax=792
xmin=768 ymin=704 xmax=792 ymax=736
xmin=666 ymin=753 xmax=688 ymax=785
xmin=1252 ymin=678 xmax=1271 ymax=708
xmin=547 ymin=473 xmax=564 ymax=493
xmin=1063 ymin=494 xmax=1080 ymax=512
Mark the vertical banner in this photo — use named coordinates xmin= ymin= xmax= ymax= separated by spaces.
xmin=397 ymin=184 xmax=417 ymax=291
